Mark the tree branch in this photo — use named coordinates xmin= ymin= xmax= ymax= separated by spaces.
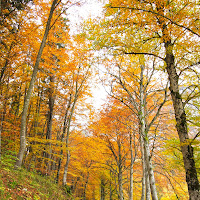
xmin=124 ymin=52 xmax=164 ymax=61
xmin=109 ymin=6 xmax=200 ymax=38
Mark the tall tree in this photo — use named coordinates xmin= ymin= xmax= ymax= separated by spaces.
xmin=15 ymin=0 xmax=59 ymax=168
xmin=89 ymin=1 xmax=200 ymax=198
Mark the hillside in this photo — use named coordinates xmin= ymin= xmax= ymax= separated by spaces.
xmin=0 ymin=152 xmax=70 ymax=200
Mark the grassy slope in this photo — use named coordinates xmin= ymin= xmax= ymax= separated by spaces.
xmin=0 ymin=153 xmax=69 ymax=200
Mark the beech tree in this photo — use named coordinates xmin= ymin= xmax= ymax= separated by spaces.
xmin=96 ymin=52 xmax=169 ymax=199
xmin=15 ymin=0 xmax=83 ymax=168
xmin=87 ymin=0 xmax=200 ymax=199
xmin=15 ymin=0 xmax=60 ymax=168
xmin=92 ymin=101 xmax=138 ymax=200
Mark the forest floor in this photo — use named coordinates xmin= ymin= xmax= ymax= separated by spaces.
xmin=0 ymin=151 xmax=70 ymax=200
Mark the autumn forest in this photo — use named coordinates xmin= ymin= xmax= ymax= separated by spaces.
xmin=0 ymin=0 xmax=200 ymax=199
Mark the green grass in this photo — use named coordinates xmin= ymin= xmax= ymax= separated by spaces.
xmin=0 ymin=152 xmax=69 ymax=200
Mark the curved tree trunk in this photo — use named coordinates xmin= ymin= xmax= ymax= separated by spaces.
xmin=15 ymin=0 xmax=59 ymax=168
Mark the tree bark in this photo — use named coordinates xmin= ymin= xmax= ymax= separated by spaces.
xmin=63 ymin=150 xmax=70 ymax=185
xmin=15 ymin=0 xmax=59 ymax=168
xmin=155 ymin=3 xmax=200 ymax=199
xmin=110 ymin=170 xmax=113 ymax=200
xmin=129 ymin=132 xmax=134 ymax=200
xmin=118 ymin=166 xmax=123 ymax=200
xmin=0 ymin=111 xmax=2 ymax=160
xmin=63 ymin=83 xmax=78 ymax=185
xmin=56 ymin=94 xmax=72 ymax=183
xmin=141 ymin=141 xmax=145 ymax=200
xmin=100 ymin=177 xmax=106 ymax=200
xmin=140 ymin=131 xmax=151 ymax=200
xmin=165 ymin=42 xmax=200 ymax=200
xmin=46 ymin=75 xmax=55 ymax=140
xmin=144 ymin=146 xmax=151 ymax=200
xmin=46 ymin=75 xmax=55 ymax=174
xmin=62 ymin=100 xmax=75 ymax=185
xmin=0 ymin=42 xmax=14 ymax=84
xmin=139 ymin=65 xmax=158 ymax=200
xmin=83 ymin=172 xmax=89 ymax=200
xmin=118 ymin=141 xmax=123 ymax=200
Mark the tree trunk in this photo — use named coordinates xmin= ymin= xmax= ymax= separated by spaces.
xmin=83 ymin=172 xmax=89 ymax=200
xmin=144 ymin=148 xmax=151 ymax=200
xmin=101 ymin=177 xmax=106 ymax=200
xmin=165 ymin=42 xmax=200 ymax=200
xmin=34 ymin=90 xmax=42 ymax=135
xmin=139 ymin=65 xmax=158 ymax=200
xmin=118 ymin=165 xmax=123 ymax=200
xmin=15 ymin=0 xmax=59 ymax=168
xmin=63 ymin=89 xmax=78 ymax=185
xmin=63 ymin=150 xmax=70 ymax=185
xmin=155 ymin=3 xmax=200 ymax=198
xmin=110 ymin=170 xmax=113 ymax=200
xmin=46 ymin=75 xmax=55 ymax=140
xmin=129 ymin=132 xmax=134 ymax=200
xmin=118 ymin=141 xmax=123 ymax=200
xmin=46 ymin=75 xmax=55 ymax=174
xmin=140 ymin=133 xmax=151 ymax=200
xmin=56 ymin=94 xmax=72 ymax=183
xmin=0 ymin=43 xmax=14 ymax=84
xmin=140 ymin=135 xmax=145 ymax=200
xmin=0 ymin=111 xmax=2 ymax=160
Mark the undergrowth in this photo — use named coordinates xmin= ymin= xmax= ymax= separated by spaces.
xmin=0 ymin=151 xmax=70 ymax=200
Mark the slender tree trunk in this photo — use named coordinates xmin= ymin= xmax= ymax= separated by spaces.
xmin=100 ymin=177 xmax=106 ymax=200
xmin=62 ymin=64 xmax=89 ymax=185
xmin=110 ymin=170 xmax=113 ymax=200
xmin=144 ymin=148 xmax=151 ymax=200
xmin=55 ymin=148 xmax=63 ymax=183
xmin=46 ymin=75 xmax=55 ymax=174
xmin=15 ymin=83 xmax=22 ymax=116
xmin=15 ymin=0 xmax=58 ymax=168
xmin=129 ymin=132 xmax=134 ymax=200
xmin=34 ymin=90 xmax=42 ymax=135
xmin=56 ymin=95 xmax=72 ymax=183
xmin=140 ymin=135 xmax=145 ymax=200
xmin=142 ymin=120 xmax=157 ymax=200
xmin=118 ymin=141 xmax=123 ymax=200
xmin=63 ymin=150 xmax=70 ymax=185
xmin=139 ymin=65 xmax=158 ymax=200
xmin=63 ymin=92 xmax=78 ymax=185
xmin=140 ymin=134 xmax=151 ymax=200
xmin=46 ymin=75 xmax=55 ymax=140
xmin=0 ymin=43 xmax=14 ymax=84
xmin=83 ymin=172 xmax=89 ymax=200
xmin=118 ymin=165 xmax=123 ymax=200
xmin=0 ymin=111 xmax=2 ymax=160
xmin=72 ymin=176 xmax=79 ymax=194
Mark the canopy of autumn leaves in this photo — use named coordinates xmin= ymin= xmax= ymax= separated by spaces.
xmin=0 ymin=0 xmax=199 ymax=199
